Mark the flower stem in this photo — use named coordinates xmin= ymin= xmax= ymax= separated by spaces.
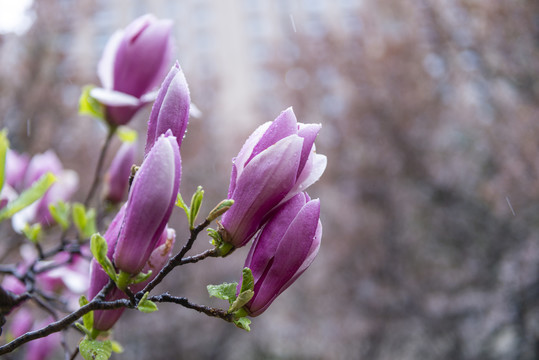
xmin=84 ymin=125 xmax=116 ymax=207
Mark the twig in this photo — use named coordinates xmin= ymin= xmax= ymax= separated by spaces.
xmin=140 ymin=218 xmax=211 ymax=296
xmin=150 ymin=293 xmax=233 ymax=322
xmin=0 ymin=298 xmax=131 ymax=355
xmin=178 ymin=248 xmax=218 ymax=265
xmin=84 ymin=126 xmax=116 ymax=207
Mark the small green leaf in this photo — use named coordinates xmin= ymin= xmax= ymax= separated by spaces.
xmin=229 ymin=290 xmax=254 ymax=314
xmin=49 ymin=201 xmax=71 ymax=230
xmin=21 ymin=223 xmax=42 ymax=244
xmin=206 ymin=199 xmax=234 ymax=222
xmin=189 ymin=186 xmax=204 ymax=229
xmin=130 ymin=270 xmax=152 ymax=285
xmin=90 ymin=234 xmax=117 ymax=283
xmin=0 ymin=172 xmax=56 ymax=221
xmin=175 ymin=192 xmax=190 ymax=218
xmin=233 ymin=317 xmax=252 ymax=331
xmin=79 ymin=338 xmax=113 ymax=360
xmin=116 ymin=126 xmax=138 ymax=143
xmin=240 ymin=268 xmax=254 ymax=293
xmin=137 ymin=292 xmax=158 ymax=313
xmin=79 ymin=295 xmax=93 ymax=333
xmin=79 ymin=85 xmax=105 ymax=121
xmin=111 ymin=340 xmax=124 ymax=353
xmin=207 ymin=282 xmax=238 ymax=304
xmin=0 ymin=129 xmax=9 ymax=194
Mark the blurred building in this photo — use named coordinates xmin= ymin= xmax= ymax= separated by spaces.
xmin=63 ymin=0 xmax=363 ymax=131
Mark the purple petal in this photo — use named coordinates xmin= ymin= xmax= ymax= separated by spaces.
xmin=145 ymin=62 xmax=190 ymax=155
xmin=282 ymin=151 xmax=327 ymax=205
xmin=245 ymin=193 xmax=309 ymax=285
xmin=248 ymin=199 xmax=320 ymax=316
xmin=297 ymin=123 xmax=321 ymax=177
xmin=221 ymin=135 xmax=303 ymax=247
xmin=113 ymin=16 xmax=173 ymax=98
xmin=97 ymin=30 xmax=123 ymax=89
xmin=246 ymin=107 xmax=298 ymax=166
xmin=114 ymin=135 xmax=180 ymax=274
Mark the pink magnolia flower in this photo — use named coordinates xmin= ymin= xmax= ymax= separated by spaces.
xmin=220 ymin=107 xmax=326 ymax=248
xmin=240 ymin=192 xmax=322 ymax=316
xmin=91 ymin=14 xmax=173 ymax=126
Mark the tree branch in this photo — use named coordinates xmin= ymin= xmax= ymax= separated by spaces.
xmin=140 ymin=218 xmax=211 ymax=296
xmin=150 ymin=293 xmax=233 ymax=322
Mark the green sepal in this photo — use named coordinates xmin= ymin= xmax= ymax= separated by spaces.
xmin=206 ymin=199 xmax=234 ymax=222
xmin=207 ymin=228 xmax=235 ymax=257
xmin=228 ymin=268 xmax=254 ymax=315
xmin=21 ymin=223 xmax=42 ymax=244
xmin=116 ymin=270 xmax=131 ymax=291
xmin=116 ymin=126 xmax=137 ymax=143
xmin=207 ymin=282 xmax=238 ymax=304
xmin=90 ymin=234 xmax=117 ymax=283
xmin=79 ymin=85 xmax=105 ymax=121
xmin=73 ymin=202 xmax=97 ymax=239
xmin=240 ymin=267 xmax=254 ymax=294
xmin=137 ymin=292 xmax=158 ymax=313
xmin=233 ymin=316 xmax=251 ymax=332
xmin=0 ymin=129 xmax=8 ymax=194
xmin=48 ymin=200 xmax=71 ymax=230
xmin=0 ymin=172 xmax=56 ymax=222
xmin=207 ymin=228 xmax=221 ymax=246
xmin=229 ymin=290 xmax=254 ymax=314
xmin=130 ymin=269 xmax=152 ymax=285
xmin=79 ymin=337 xmax=113 ymax=360
xmin=75 ymin=323 xmax=93 ymax=338
xmin=79 ymin=295 xmax=94 ymax=334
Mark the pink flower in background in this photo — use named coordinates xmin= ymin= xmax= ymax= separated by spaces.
xmin=103 ymin=140 xmax=136 ymax=203
xmin=10 ymin=150 xmax=78 ymax=231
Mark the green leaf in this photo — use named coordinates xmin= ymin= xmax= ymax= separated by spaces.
xmin=137 ymin=292 xmax=158 ymax=313
xmin=79 ymin=295 xmax=93 ymax=333
xmin=73 ymin=202 xmax=97 ymax=239
xmin=79 ymin=338 xmax=113 ymax=360
xmin=229 ymin=290 xmax=254 ymax=314
xmin=48 ymin=201 xmax=71 ymax=230
xmin=117 ymin=126 xmax=138 ymax=143
xmin=233 ymin=316 xmax=252 ymax=332
xmin=21 ymin=223 xmax=42 ymax=244
xmin=206 ymin=199 xmax=234 ymax=222
xmin=175 ymin=192 xmax=190 ymax=218
xmin=240 ymin=268 xmax=254 ymax=293
xmin=111 ymin=340 xmax=124 ymax=353
xmin=90 ymin=234 xmax=117 ymax=283
xmin=0 ymin=172 xmax=56 ymax=222
xmin=0 ymin=129 xmax=9 ymax=194
xmin=207 ymin=282 xmax=238 ymax=304
xmin=189 ymin=186 xmax=204 ymax=229
xmin=79 ymin=85 xmax=104 ymax=121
